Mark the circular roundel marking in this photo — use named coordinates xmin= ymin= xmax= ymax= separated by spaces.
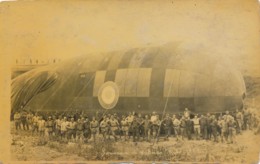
xmin=98 ymin=81 xmax=119 ymax=109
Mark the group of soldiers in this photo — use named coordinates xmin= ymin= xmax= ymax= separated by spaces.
xmin=13 ymin=107 xmax=260 ymax=144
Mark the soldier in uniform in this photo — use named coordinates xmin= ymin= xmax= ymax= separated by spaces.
xmin=31 ymin=113 xmax=39 ymax=134
xmin=38 ymin=116 xmax=46 ymax=137
xmin=185 ymin=117 xmax=193 ymax=140
xmin=180 ymin=116 xmax=186 ymax=140
xmin=14 ymin=111 xmax=21 ymax=130
xmin=21 ymin=110 xmax=29 ymax=130
xmin=26 ymin=112 xmax=33 ymax=130
xmin=192 ymin=114 xmax=200 ymax=140
xmin=200 ymin=115 xmax=207 ymax=140
xmin=60 ymin=116 xmax=69 ymax=142
xmin=143 ymin=115 xmax=151 ymax=142
xmin=227 ymin=116 xmax=236 ymax=144
xmin=162 ymin=114 xmax=172 ymax=140
xmin=120 ymin=115 xmax=130 ymax=141
xmin=90 ymin=116 xmax=99 ymax=142
xmin=67 ymin=118 xmax=77 ymax=142
xmin=136 ymin=113 xmax=144 ymax=141
xmin=218 ymin=116 xmax=228 ymax=143
xmin=83 ymin=117 xmax=91 ymax=143
xmin=55 ymin=116 xmax=62 ymax=140
xmin=235 ymin=109 xmax=243 ymax=134
xmin=126 ymin=112 xmax=134 ymax=139
xmin=100 ymin=117 xmax=109 ymax=141
xmin=172 ymin=114 xmax=181 ymax=141
xmin=45 ymin=116 xmax=54 ymax=140
xmin=184 ymin=108 xmax=190 ymax=119
xmin=109 ymin=115 xmax=119 ymax=141
xmin=210 ymin=115 xmax=219 ymax=142
xmin=150 ymin=114 xmax=161 ymax=143
xmin=243 ymin=108 xmax=250 ymax=130
xmin=131 ymin=116 xmax=140 ymax=142
xmin=76 ymin=117 xmax=85 ymax=143
xmin=206 ymin=113 xmax=212 ymax=140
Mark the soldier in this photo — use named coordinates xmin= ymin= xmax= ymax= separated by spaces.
xmin=38 ymin=116 xmax=46 ymax=137
xmin=83 ymin=117 xmax=91 ymax=143
xmin=150 ymin=115 xmax=161 ymax=143
xmin=192 ymin=114 xmax=200 ymax=140
xmin=136 ymin=113 xmax=144 ymax=141
xmin=14 ymin=111 xmax=21 ymax=130
xmin=235 ymin=109 xmax=243 ymax=134
xmin=162 ymin=114 xmax=172 ymax=140
xmin=172 ymin=114 xmax=181 ymax=141
xmin=76 ymin=117 xmax=85 ymax=143
xmin=100 ymin=117 xmax=109 ymax=141
xmin=90 ymin=116 xmax=99 ymax=142
xmin=180 ymin=116 xmax=186 ymax=140
xmin=31 ymin=113 xmax=39 ymax=134
xmin=227 ymin=116 xmax=236 ymax=144
xmin=200 ymin=115 xmax=207 ymax=140
xmin=121 ymin=115 xmax=130 ymax=141
xmin=45 ymin=116 xmax=54 ymax=140
xmin=67 ymin=118 xmax=77 ymax=142
xmin=210 ymin=115 xmax=219 ymax=142
xmin=186 ymin=117 xmax=193 ymax=140
xmin=143 ymin=115 xmax=151 ymax=141
xmin=184 ymin=108 xmax=190 ymax=119
xmin=243 ymin=108 xmax=250 ymax=130
xmin=55 ymin=116 xmax=62 ymax=139
xmin=20 ymin=110 xmax=29 ymax=130
xmin=109 ymin=115 xmax=119 ymax=141
xmin=60 ymin=117 xmax=69 ymax=142
xmin=206 ymin=113 xmax=212 ymax=140
xmin=126 ymin=112 xmax=134 ymax=139
xmin=131 ymin=116 xmax=140 ymax=142
xmin=26 ymin=112 xmax=33 ymax=130
xmin=218 ymin=116 xmax=228 ymax=143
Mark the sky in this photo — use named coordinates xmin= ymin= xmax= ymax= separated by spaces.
xmin=0 ymin=0 xmax=260 ymax=75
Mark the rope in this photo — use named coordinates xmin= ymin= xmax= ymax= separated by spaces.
xmin=153 ymin=73 xmax=174 ymax=145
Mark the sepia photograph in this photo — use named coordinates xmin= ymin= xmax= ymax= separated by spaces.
xmin=0 ymin=0 xmax=260 ymax=163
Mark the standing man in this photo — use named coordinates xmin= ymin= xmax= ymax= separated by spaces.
xmin=227 ymin=116 xmax=236 ymax=144
xmin=60 ymin=117 xmax=69 ymax=142
xmin=100 ymin=117 xmax=109 ymax=141
xmin=31 ymin=113 xmax=39 ymax=135
xmin=45 ymin=116 xmax=54 ymax=140
xmin=38 ymin=116 xmax=46 ymax=137
xmin=76 ymin=117 xmax=85 ymax=143
xmin=180 ymin=116 xmax=187 ymax=140
xmin=109 ymin=115 xmax=119 ymax=141
xmin=210 ymin=115 xmax=219 ymax=142
xmin=200 ymin=115 xmax=207 ymax=140
xmin=83 ymin=117 xmax=91 ymax=143
xmin=150 ymin=114 xmax=161 ymax=143
xmin=172 ymin=114 xmax=181 ymax=141
xmin=192 ymin=114 xmax=200 ymax=140
xmin=14 ymin=112 xmax=21 ymax=130
xmin=20 ymin=110 xmax=29 ymax=130
xmin=218 ymin=116 xmax=228 ymax=143
xmin=186 ymin=117 xmax=193 ymax=140
xmin=143 ymin=115 xmax=151 ymax=142
xmin=235 ymin=109 xmax=243 ymax=134
xmin=162 ymin=114 xmax=172 ymax=140
xmin=90 ymin=116 xmax=99 ymax=142
xmin=67 ymin=118 xmax=77 ymax=142
xmin=131 ymin=116 xmax=140 ymax=142
xmin=121 ymin=115 xmax=130 ymax=141
xmin=136 ymin=113 xmax=144 ymax=141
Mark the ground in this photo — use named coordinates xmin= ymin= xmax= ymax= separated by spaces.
xmin=10 ymin=121 xmax=260 ymax=163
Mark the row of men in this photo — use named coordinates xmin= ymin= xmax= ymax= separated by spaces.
xmin=13 ymin=108 xmax=259 ymax=143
